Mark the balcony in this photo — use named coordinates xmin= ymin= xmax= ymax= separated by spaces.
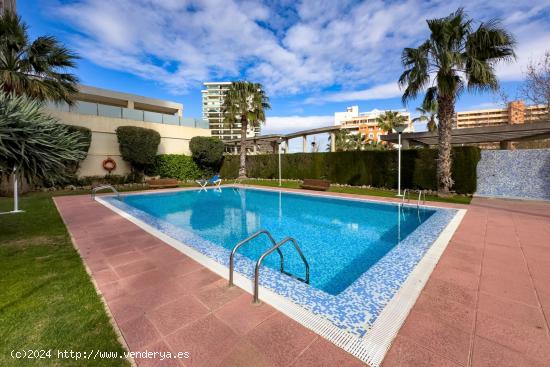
xmin=47 ymin=101 xmax=209 ymax=129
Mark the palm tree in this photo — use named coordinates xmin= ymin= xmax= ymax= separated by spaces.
xmin=0 ymin=11 xmax=79 ymax=104
xmin=375 ymin=110 xmax=408 ymax=132
xmin=399 ymin=8 xmax=515 ymax=194
xmin=222 ymin=81 xmax=270 ymax=178
xmin=413 ymin=100 xmax=438 ymax=132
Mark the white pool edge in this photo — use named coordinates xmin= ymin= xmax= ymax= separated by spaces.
xmin=96 ymin=190 xmax=466 ymax=367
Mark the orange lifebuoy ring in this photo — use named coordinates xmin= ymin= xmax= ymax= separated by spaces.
xmin=102 ymin=157 xmax=117 ymax=173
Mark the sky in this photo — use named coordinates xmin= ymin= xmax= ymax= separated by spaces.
xmin=19 ymin=0 xmax=550 ymax=150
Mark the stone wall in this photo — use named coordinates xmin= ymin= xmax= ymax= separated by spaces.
xmin=476 ymin=149 xmax=550 ymax=200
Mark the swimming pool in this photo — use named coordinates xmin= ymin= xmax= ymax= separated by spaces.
xmin=98 ymin=186 xmax=464 ymax=366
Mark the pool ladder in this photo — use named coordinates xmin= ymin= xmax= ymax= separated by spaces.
xmin=91 ymin=185 xmax=120 ymax=200
xmin=402 ymin=189 xmax=426 ymax=207
xmin=229 ymin=229 xmax=310 ymax=303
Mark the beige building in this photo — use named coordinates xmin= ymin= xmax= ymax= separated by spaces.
xmin=46 ymin=85 xmax=210 ymax=177
xmin=334 ymin=106 xmax=413 ymax=142
xmin=201 ymin=82 xmax=260 ymax=142
xmin=455 ymin=101 xmax=549 ymax=128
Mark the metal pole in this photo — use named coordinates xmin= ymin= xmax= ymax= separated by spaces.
xmin=13 ymin=165 xmax=18 ymax=212
xmin=278 ymin=141 xmax=282 ymax=187
xmin=397 ymin=132 xmax=402 ymax=197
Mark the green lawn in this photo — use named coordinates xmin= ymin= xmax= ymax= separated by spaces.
xmin=0 ymin=193 xmax=129 ymax=367
xmin=227 ymin=179 xmax=472 ymax=205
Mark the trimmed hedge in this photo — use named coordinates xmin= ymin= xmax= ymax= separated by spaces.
xmin=189 ymin=136 xmax=225 ymax=174
xmin=146 ymin=154 xmax=203 ymax=180
xmin=116 ymin=126 xmax=161 ymax=171
xmin=220 ymin=146 xmax=481 ymax=194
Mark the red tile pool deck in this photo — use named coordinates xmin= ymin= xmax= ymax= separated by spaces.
xmin=54 ymin=189 xmax=550 ymax=367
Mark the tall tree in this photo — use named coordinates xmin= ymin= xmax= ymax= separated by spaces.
xmin=0 ymin=11 xmax=79 ymax=104
xmin=222 ymin=81 xmax=270 ymax=178
xmin=375 ymin=110 xmax=408 ymax=132
xmin=520 ymin=50 xmax=550 ymax=117
xmin=399 ymin=8 xmax=515 ymax=194
xmin=413 ymin=100 xmax=438 ymax=132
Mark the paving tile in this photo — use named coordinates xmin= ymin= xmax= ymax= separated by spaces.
xmin=146 ymin=295 xmax=209 ymax=336
xmin=475 ymin=311 xmax=550 ymax=363
xmin=161 ymin=258 xmax=203 ymax=279
xmin=119 ymin=316 xmax=161 ymax=350
xmin=422 ymin=277 xmax=477 ymax=307
xmin=477 ymin=292 xmax=546 ymax=329
xmin=165 ymin=314 xmax=239 ymax=367
xmin=215 ymin=339 xmax=273 ymax=367
xmin=175 ymin=268 xmax=221 ymax=293
xmin=398 ymin=310 xmax=471 ymax=365
xmin=412 ymin=292 xmax=475 ymax=333
xmin=479 ymin=272 xmax=539 ymax=306
xmin=214 ymin=293 xmax=277 ymax=336
xmin=133 ymin=340 xmax=184 ymax=367
xmin=108 ymin=297 xmax=145 ymax=324
xmin=120 ymin=269 xmax=168 ymax=293
xmin=471 ymin=336 xmax=546 ymax=367
xmin=93 ymin=268 xmax=119 ymax=285
xmin=291 ymin=338 xmax=365 ymax=367
xmin=430 ymin=266 xmax=480 ymax=290
xmin=194 ymin=279 xmax=244 ymax=311
xmin=98 ymin=281 xmax=128 ymax=301
xmin=247 ymin=313 xmax=317 ymax=367
xmin=382 ymin=336 xmax=460 ymax=367
xmin=114 ymin=259 xmax=156 ymax=278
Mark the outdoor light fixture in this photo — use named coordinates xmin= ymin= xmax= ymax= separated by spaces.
xmin=277 ymin=138 xmax=284 ymax=187
xmin=393 ymin=124 xmax=408 ymax=197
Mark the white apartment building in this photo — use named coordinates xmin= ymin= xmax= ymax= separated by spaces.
xmin=201 ymin=82 xmax=260 ymax=141
xmin=334 ymin=106 xmax=413 ymax=142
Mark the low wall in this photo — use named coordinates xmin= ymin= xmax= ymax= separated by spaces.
xmin=47 ymin=110 xmax=210 ymax=177
xmin=476 ymin=149 xmax=550 ymax=200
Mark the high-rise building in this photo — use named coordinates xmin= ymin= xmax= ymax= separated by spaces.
xmin=0 ymin=0 xmax=16 ymax=14
xmin=334 ymin=106 xmax=413 ymax=141
xmin=201 ymin=82 xmax=260 ymax=141
xmin=455 ymin=101 xmax=549 ymax=128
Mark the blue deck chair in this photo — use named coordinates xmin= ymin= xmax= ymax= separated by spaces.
xmin=197 ymin=175 xmax=222 ymax=189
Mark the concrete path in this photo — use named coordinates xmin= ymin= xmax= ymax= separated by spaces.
xmin=54 ymin=193 xmax=550 ymax=367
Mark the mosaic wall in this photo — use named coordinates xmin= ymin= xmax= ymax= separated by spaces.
xmin=476 ymin=149 xmax=550 ymax=200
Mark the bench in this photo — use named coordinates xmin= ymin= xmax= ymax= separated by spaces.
xmin=147 ymin=178 xmax=179 ymax=189
xmin=300 ymin=179 xmax=331 ymax=191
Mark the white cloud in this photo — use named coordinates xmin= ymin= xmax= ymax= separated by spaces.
xmin=305 ymin=82 xmax=401 ymax=104
xmin=49 ymin=0 xmax=550 ymax=97
xmin=263 ymin=115 xmax=334 ymax=134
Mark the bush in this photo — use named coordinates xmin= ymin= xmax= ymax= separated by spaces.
xmin=146 ymin=154 xmax=203 ymax=180
xmin=189 ymin=136 xmax=225 ymax=174
xmin=115 ymin=126 xmax=160 ymax=176
xmin=220 ymin=146 xmax=481 ymax=193
xmin=64 ymin=125 xmax=92 ymax=174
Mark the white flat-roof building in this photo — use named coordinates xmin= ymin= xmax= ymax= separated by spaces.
xmin=202 ymin=82 xmax=260 ymax=141
xmin=45 ymin=85 xmax=210 ymax=176
xmin=334 ymin=106 xmax=413 ymax=142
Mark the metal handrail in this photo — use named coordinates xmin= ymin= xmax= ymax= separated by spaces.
xmin=253 ymin=236 xmax=310 ymax=303
xmin=228 ymin=229 xmax=284 ymax=287
xmin=417 ymin=190 xmax=426 ymax=207
xmin=402 ymin=189 xmax=410 ymax=204
xmin=91 ymin=185 xmax=120 ymax=200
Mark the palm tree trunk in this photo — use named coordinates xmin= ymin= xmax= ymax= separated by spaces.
xmin=238 ymin=118 xmax=248 ymax=178
xmin=436 ymin=95 xmax=455 ymax=194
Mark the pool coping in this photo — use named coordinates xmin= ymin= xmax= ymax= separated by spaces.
xmin=95 ymin=185 xmax=466 ymax=367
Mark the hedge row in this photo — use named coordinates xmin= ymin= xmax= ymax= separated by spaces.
xmin=146 ymin=154 xmax=204 ymax=180
xmin=220 ymin=146 xmax=481 ymax=194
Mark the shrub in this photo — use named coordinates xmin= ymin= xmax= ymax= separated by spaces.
xmin=146 ymin=154 xmax=203 ymax=180
xmin=0 ymin=93 xmax=87 ymax=184
xmin=64 ymin=125 xmax=92 ymax=176
xmin=189 ymin=136 xmax=225 ymax=174
xmin=220 ymin=146 xmax=481 ymax=193
xmin=115 ymin=126 xmax=160 ymax=177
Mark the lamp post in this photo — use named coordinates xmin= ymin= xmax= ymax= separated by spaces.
xmin=277 ymin=138 xmax=283 ymax=187
xmin=393 ymin=124 xmax=407 ymax=197
xmin=1 ymin=165 xmax=24 ymax=215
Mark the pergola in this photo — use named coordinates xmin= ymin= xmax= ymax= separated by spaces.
xmin=381 ymin=120 xmax=550 ymax=149
xmin=223 ymin=125 xmax=360 ymax=153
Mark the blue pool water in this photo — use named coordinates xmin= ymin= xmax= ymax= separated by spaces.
xmin=120 ymin=188 xmax=435 ymax=295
